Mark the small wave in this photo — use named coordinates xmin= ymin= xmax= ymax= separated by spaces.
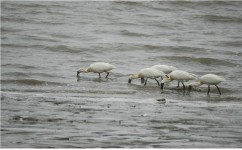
xmin=1 ymin=16 xmax=30 ymax=23
xmin=50 ymin=33 xmax=73 ymax=39
xmin=1 ymin=3 xmax=18 ymax=11
xmin=142 ymin=45 xmax=164 ymax=50
xmin=112 ymin=1 xmax=142 ymax=6
xmin=209 ymin=1 xmax=241 ymax=7
xmin=11 ymin=115 xmax=64 ymax=124
xmin=2 ymin=72 xmax=30 ymax=78
xmin=1 ymin=79 xmax=64 ymax=86
xmin=1 ymin=87 xmax=136 ymax=95
xmin=3 ymin=42 xmax=84 ymax=54
xmin=82 ymin=90 xmax=136 ymax=95
xmin=44 ymin=45 xmax=86 ymax=54
xmin=1 ymin=27 xmax=22 ymax=33
xmin=2 ymin=72 xmax=62 ymax=79
xmin=143 ymin=2 xmax=174 ymax=12
xmin=34 ymin=21 xmax=64 ymax=25
xmin=217 ymin=41 xmax=242 ymax=47
xmin=12 ymin=115 xmax=39 ymax=122
xmin=142 ymin=45 xmax=208 ymax=53
xmin=4 ymin=42 xmax=84 ymax=53
xmin=197 ymin=14 xmax=242 ymax=23
xmin=5 ymin=2 xmax=67 ymax=9
xmin=2 ymin=43 xmax=45 ymax=49
xmin=120 ymin=29 xmax=150 ymax=37
xmin=23 ymin=34 xmax=58 ymax=42
xmin=109 ymin=22 xmax=141 ymax=27
xmin=169 ymin=1 xmax=239 ymax=9
xmin=1 ymin=64 xmax=38 ymax=70
xmin=162 ymin=56 xmax=236 ymax=67
xmin=223 ymin=96 xmax=242 ymax=101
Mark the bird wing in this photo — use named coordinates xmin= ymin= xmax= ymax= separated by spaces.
xmin=140 ymin=68 xmax=165 ymax=78
xmin=189 ymin=73 xmax=198 ymax=80
xmin=200 ymin=74 xmax=225 ymax=84
xmin=171 ymin=70 xmax=195 ymax=81
xmin=90 ymin=62 xmax=115 ymax=73
xmin=151 ymin=65 xmax=171 ymax=74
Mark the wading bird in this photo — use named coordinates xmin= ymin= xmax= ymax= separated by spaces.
xmin=128 ymin=68 xmax=165 ymax=86
xmin=160 ymin=70 xmax=197 ymax=92
xmin=188 ymin=74 xmax=225 ymax=95
xmin=77 ymin=62 xmax=116 ymax=78
xmin=152 ymin=64 xmax=181 ymax=89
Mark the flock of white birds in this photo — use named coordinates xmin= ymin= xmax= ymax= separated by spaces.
xmin=77 ymin=62 xmax=226 ymax=95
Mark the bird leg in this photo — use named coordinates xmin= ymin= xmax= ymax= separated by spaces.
xmin=160 ymin=83 xmax=164 ymax=90
xmin=187 ymin=85 xmax=192 ymax=95
xmin=144 ymin=79 xmax=148 ymax=86
xmin=155 ymin=78 xmax=160 ymax=86
xmin=177 ymin=81 xmax=180 ymax=88
xmin=106 ymin=72 xmax=109 ymax=78
xmin=215 ymin=85 xmax=221 ymax=95
xmin=141 ymin=77 xmax=145 ymax=84
xmin=181 ymin=82 xmax=185 ymax=92
xmin=99 ymin=73 xmax=101 ymax=78
xmin=207 ymin=85 xmax=210 ymax=95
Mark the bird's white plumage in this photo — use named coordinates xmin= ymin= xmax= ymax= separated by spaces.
xmin=188 ymin=74 xmax=225 ymax=95
xmin=160 ymin=70 xmax=197 ymax=91
xmin=77 ymin=62 xmax=116 ymax=78
xmin=129 ymin=67 xmax=164 ymax=86
xmin=151 ymin=64 xmax=177 ymax=74
xmin=199 ymin=74 xmax=225 ymax=85
xmin=169 ymin=70 xmax=197 ymax=82
xmin=88 ymin=62 xmax=116 ymax=73
xmin=139 ymin=68 xmax=165 ymax=79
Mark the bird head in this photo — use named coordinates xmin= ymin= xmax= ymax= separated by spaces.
xmin=160 ymin=75 xmax=171 ymax=90
xmin=128 ymin=74 xmax=136 ymax=83
xmin=160 ymin=75 xmax=172 ymax=84
xmin=77 ymin=68 xmax=88 ymax=76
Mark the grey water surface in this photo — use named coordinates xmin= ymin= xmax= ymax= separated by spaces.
xmin=1 ymin=1 xmax=242 ymax=148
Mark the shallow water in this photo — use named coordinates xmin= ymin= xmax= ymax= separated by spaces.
xmin=1 ymin=1 xmax=242 ymax=148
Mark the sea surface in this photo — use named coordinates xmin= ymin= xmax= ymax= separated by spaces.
xmin=1 ymin=1 xmax=242 ymax=148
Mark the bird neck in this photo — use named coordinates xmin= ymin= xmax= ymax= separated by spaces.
xmin=129 ymin=74 xmax=137 ymax=80
xmin=86 ymin=67 xmax=92 ymax=72
xmin=78 ymin=68 xmax=88 ymax=73
xmin=161 ymin=77 xmax=172 ymax=84
xmin=137 ymin=73 xmax=143 ymax=79
xmin=169 ymin=76 xmax=174 ymax=81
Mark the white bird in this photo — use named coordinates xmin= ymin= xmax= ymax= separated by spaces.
xmin=128 ymin=68 xmax=165 ymax=86
xmin=151 ymin=64 xmax=177 ymax=74
xmin=77 ymin=62 xmax=116 ymax=78
xmin=160 ymin=70 xmax=197 ymax=91
xmin=188 ymin=74 xmax=225 ymax=95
